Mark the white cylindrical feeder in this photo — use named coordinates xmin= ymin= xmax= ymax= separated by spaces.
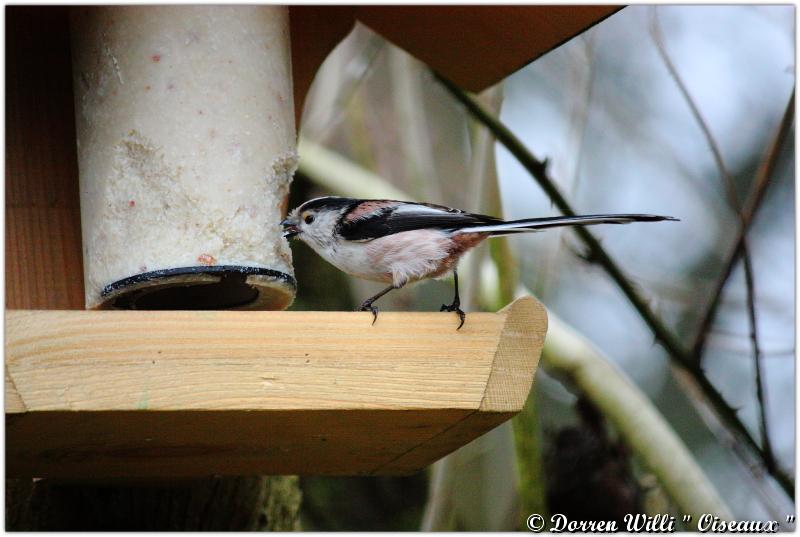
xmin=71 ymin=6 xmax=297 ymax=310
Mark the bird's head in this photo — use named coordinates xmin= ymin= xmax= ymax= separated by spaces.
xmin=281 ymin=196 xmax=356 ymax=248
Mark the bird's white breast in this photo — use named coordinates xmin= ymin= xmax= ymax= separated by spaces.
xmin=312 ymin=229 xmax=454 ymax=287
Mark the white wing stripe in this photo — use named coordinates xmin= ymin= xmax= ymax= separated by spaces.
xmin=393 ymin=204 xmax=451 ymax=215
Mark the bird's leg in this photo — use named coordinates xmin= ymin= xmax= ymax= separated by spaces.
xmin=440 ymin=269 xmax=466 ymax=329
xmin=358 ymin=284 xmax=398 ymax=325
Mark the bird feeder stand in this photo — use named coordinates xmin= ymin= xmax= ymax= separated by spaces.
xmin=6 ymin=5 xmax=620 ymax=478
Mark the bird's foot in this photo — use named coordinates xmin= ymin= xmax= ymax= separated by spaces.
xmin=358 ymin=303 xmax=379 ymax=325
xmin=440 ymin=302 xmax=466 ymax=330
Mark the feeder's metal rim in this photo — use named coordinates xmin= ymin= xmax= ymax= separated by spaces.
xmin=101 ymin=265 xmax=297 ymax=297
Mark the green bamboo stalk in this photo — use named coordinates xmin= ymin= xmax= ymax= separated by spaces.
xmin=469 ymin=87 xmax=548 ymax=525
xmin=539 ymin=306 xmax=733 ymax=523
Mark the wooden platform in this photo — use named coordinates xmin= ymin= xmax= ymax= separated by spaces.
xmin=6 ymin=6 xmax=564 ymax=480
xmin=6 ymin=297 xmax=546 ymax=478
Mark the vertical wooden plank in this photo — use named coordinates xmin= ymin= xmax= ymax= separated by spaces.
xmin=288 ymin=6 xmax=355 ymax=121
xmin=6 ymin=6 xmax=84 ymax=309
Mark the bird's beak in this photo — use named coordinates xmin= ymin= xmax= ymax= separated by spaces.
xmin=281 ymin=218 xmax=300 ymax=239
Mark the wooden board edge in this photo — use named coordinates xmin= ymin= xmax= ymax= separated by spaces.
xmin=481 ymin=296 xmax=547 ymax=413
xmin=369 ymin=410 xmax=515 ymax=475
xmin=6 ymin=364 xmax=27 ymax=413
xmin=369 ymin=295 xmax=547 ymax=474
xmin=6 ymin=408 xmax=476 ymax=478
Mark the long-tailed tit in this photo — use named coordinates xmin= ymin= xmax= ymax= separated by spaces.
xmin=281 ymin=197 xmax=677 ymax=328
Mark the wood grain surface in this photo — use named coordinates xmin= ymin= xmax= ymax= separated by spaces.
xmin=5 ymin=7 xmax=85 ymax=309
xmin=6 ymin=297 xmax=546 ymax=477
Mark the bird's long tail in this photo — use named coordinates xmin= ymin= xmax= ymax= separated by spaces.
xmin=460 ymin=214 xmax=678 ymax=236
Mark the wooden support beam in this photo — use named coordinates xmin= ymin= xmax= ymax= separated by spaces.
xmin=5 ymin=7 xmax=85 ymax=310
xmin=6 ymin=297 xmax=546 ymax=478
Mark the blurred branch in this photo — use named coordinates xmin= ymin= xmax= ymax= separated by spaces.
xmin=689 ymin=90 xmax=795 ymax=361
xmin=420 ymin=455 xmax=455 ymax=530
xmin=650 ymin=13 xmax=741 ymax=208
xmin=422 ymin=86 xmax=522 ymax=532
xmin=472 ymin=87 xmax=520 ymax=311
xmin=564 ymin=32 xmax=597 ymax=198
xmin=469 ymin=87 xmax=547 ymax=525
xmin=298 ymin=138 xmax=409 ymax=200
xmin=302 ymin=27 xmax=385 ymax=143
xmin=741 ymin=254 xmax=772 ymax=457
xmin=692 ymin=89 xmax=794 ymax=487
xmin=389 ymin=49 xmax=440 ymax=200
xmin=650 ymin=13 xmax=775 ymax=475
xmin=460 ymin=88 xmax=501 ymax=311
xmin=540 ymin=306 xmax=733 ymax=523
xmin=433 ymin=71 xmax=688 ymax=360
xmin=433 ymin=72 xmax=794 ymax=497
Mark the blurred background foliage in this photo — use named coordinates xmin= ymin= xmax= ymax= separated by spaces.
xmin=291 ymin=5 xmax=794 ymax=530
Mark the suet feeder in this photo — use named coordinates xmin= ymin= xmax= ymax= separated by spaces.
xmin=6 ymin=5 xmax=617 ymax=477
xmin=71 ymin=6 xmax=297 ymax=310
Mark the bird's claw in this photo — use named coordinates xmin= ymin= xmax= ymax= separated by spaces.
xmin=358 ymin=304 xmax=379 ymax=325
xmin=440 ymin=303 xmax=466 ymax=330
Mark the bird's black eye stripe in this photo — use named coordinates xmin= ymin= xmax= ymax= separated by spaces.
xmin=304 ymin=213 xmax=315 ymax=224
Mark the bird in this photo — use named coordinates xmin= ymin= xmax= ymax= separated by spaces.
xmin=281 ymin=197 xmax=677 ymax=329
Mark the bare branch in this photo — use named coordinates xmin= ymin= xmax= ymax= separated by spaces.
xmin=689 ymin=88 xmax=794 ymax=487
xmin=650 ymin=11 xmax=740 ymax=208
xmin=650 ymin=9 xmax=775 ymax=474
xmin=690 ymin=91 xmax=795 ymax=360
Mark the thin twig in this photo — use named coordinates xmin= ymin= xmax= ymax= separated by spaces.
xmin=435 ymin=75 xmax=685 ymax=361
xmin=433 ymin=72 xmax=795 ymax=497
xmin=650 ymin=13 xmax=741 ymax=208
xmin=689 ymin=89 xmax=794 ymax=483
xmin=742 ymin=253 xmax=773 ymax=469
xmin=690 ymin=91 xmax=795 ymax=360
xmin=650 ymin=11 xmax=775 ymax=473
xmin=434 ymin=72 xmax=678 ymax=359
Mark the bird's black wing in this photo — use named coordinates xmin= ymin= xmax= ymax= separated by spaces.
xmin=338 ymin=201 xmax=502 ymax=241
